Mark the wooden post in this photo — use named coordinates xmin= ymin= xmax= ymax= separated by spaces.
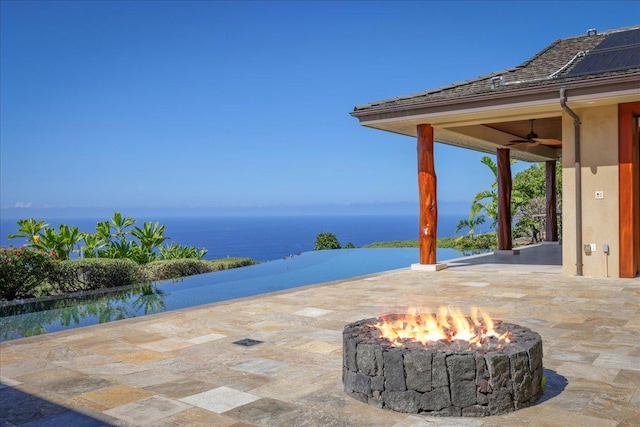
xmin=545 ymin=160 xmax=558 ymax=241
xmin=497 ymin=148 xmax=512 ymax=250
xmin=417 ymin=124 xmax=437 ymax=264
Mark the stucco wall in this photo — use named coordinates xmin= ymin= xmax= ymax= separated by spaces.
xmin=562 ymin=104 xmax=620 ymax=277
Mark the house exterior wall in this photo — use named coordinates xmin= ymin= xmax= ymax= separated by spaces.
xmin=562 ymin=104 xmax=620 ymax=277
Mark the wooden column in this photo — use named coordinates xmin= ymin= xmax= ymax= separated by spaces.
xmin=417 ymin=124 xmax=437 ymax=264
xmin=497 ymin=148 xmax=512 ymax=250
xmin=619 ymin=102 xmax=640 ymax=278
xmin=545 ymin=160 xmax=558 ymax=241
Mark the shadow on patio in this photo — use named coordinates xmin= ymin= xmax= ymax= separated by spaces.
xmin=446 ymin=243 xmax=562 ymax=274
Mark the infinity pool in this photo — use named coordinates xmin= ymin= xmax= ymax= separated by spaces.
xmin=0 ymin=248 xmax=482 ymax=341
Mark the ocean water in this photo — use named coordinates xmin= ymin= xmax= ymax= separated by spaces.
xmin=0 ymin=214 xmax=480 ymax=262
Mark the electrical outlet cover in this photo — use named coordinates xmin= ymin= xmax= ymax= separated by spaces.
xmin=590 ymin=243 xmax=597 ymax=252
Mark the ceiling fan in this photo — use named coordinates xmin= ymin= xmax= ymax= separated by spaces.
xmin=508 ymin=119 xmax=562 ymax=147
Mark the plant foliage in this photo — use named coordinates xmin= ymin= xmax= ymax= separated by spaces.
xmin=462 ymin=159 xmax=562 ymax=242
xmin=7 ymin=212 xmax=207 ymax=264
xmin=53 ymin=258 xmax=142 ymax=293
xmin=314 ymin=232 xmax=341 ymax=250
xmin=0 ymin=248 xmax=59 ymax=300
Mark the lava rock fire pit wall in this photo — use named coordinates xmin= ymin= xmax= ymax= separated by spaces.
xmin=342 ymin=318 xmax=543 ymax=417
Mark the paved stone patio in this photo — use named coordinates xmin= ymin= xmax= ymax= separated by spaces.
xmin=1 ymin=245 xmax=639 ymax=426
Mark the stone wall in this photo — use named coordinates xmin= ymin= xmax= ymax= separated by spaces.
xmin=342 ymin=318 xmax=543 ymax=416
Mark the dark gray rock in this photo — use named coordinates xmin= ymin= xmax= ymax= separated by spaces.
xmin=419 ymin=386 xmax=451 ymax=411
xmin=430 ymin=406 xmax=462 ymax=416
xmin=447 ymin=354 xmax=476 ymax=382
xmin=350 ymin=391 xmax=368 ymax=404
xmin=450 ymin=380 xmax=477 ymax=407
xmin=383 ymin=348 xmax=406 ymax=391
xmin=462 ymin=405 xmax=490 ymax=417
xmin=488 ymin=387 xmax=514 ymax=415
xmin=431 ymin=352 xmax=449 ymax=388
xmin=371 ymin=376 xmax=385 ymax=392
xmin=404 ymin=349 xmax=433 ymax=392
xmin=344 ymin=334 xmax=357 ymax=371
xmin=368 ymin=395 xmax=383 ymax=408
xmin=354 ymin=372 xmax=371 ymax=396
xmin=486 ymin=352 xmax=510 ymax=389
xmin=344 ymin=370 xmax=357 ymax=394
xmin=356 ymin=343 xmax=377 ymax=376
xmin=477 ymin=388 xmax=489 ymax=405
xmin=476 ymin=353 xmax=489 ymax=380
xmin=382 ymin=390 xmax=421 ymax=413
xmin=527 ymin=339 xmax=543 ymax=372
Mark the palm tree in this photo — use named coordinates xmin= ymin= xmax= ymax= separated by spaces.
xmin=468 ymin=156 xmax=522 ymax=230
xmin=469 ymin=156 xmax=499 ymax=228
xmin=32 ymin=224 xmax=82 ymax=260
xmin=109 ymin=212 xmax=136 ymax=240
xmin=7 ymin=218 xmax=49 ymax=246
xmin=131 ymin=221 xmax=167 ymax=253
xmin=455 ymin=215 xmax=486 ymax=237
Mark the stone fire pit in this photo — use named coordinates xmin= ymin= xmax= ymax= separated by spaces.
xmin=342 ymin=315 xmax=543 ymax=416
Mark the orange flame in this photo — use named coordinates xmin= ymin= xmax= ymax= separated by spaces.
xmin=369 ymin=307 xmax=510 ymax=347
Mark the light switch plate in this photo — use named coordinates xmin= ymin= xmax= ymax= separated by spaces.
xmin=595 ymin=191 xmax=604 ymax=199
xmin=590 ymin=243 xmax=597 ymax=252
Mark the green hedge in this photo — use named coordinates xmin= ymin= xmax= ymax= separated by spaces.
xmin=140 ymin=258 xmax=258 ymax=281
xmin=364 ymin=239 xmax=419 ymax=248
xmin=437 ymin=233 xmax=497 ymax=250
xmin=53 ymin=258 xmax=142 ymax=293
xmin=0 ymin=252 xmax=259 ymax=302
xmin=0 ymin=247 xmax=59 ymax=300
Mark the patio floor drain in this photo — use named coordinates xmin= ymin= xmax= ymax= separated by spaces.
xmin=233 ymin=338 xmax=263 ymax=347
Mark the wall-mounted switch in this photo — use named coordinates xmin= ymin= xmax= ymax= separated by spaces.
xmin=590 ymin=243 xmax=597 ymax=252
xmin=595 ymin=191 xmax=604 ymax=199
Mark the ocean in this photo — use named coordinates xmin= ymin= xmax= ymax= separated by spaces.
xmin=0 ymin=214 xmax=480 ymax=262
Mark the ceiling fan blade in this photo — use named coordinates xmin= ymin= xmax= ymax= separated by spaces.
xmin=533 ymin=138 xmax=562 ymax=146
xmin=507 ymin=140 xmax=540 ymax=147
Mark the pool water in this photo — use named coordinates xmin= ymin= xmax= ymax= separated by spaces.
xmin=0 ymin=248 xmax=483 ymax=341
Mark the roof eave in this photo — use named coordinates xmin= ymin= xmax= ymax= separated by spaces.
xmin=351 ymin=73 xmax=640 ymax=123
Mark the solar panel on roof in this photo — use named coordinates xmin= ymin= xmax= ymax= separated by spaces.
xmin=564 ymin=28 xmax=640 ymax=77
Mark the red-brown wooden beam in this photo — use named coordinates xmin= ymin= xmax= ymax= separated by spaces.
xmin=497 ymin=148 xmax=512 ymax=250
xmin=619 ymin=102 xmax=640 ymax=278
xmin=545 ymin=160 xmax=558 ymax=241
xmin=417 ymin=124 xmax=437 ymax=264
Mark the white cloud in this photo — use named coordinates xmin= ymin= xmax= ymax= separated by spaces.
xmin=14 ymin=202 xmax=33 ymax=208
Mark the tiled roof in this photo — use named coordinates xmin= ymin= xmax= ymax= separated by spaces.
xmin=353 ymin=25 xmax=640 ymax=113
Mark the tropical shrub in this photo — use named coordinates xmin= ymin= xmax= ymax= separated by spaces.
xmin=314 ymin=232 xmax=341 ymax=250
xmin=208 ymin=257 xmax=257 ymax=271
xmin=140 ymin=259 xmax=216 ymax=281
xmin=462 ymin=159 xmax=562 ymax=243
xmin=344 ymin=242 xmax=356 ymax=249
xmin=438 ymin=233 xmax=497 ymax=250
xmin=7 ymin=213 xmax=192 ymax=264
xmin=158 ymin=242 xmax=208 ymax=260
xmin=0 ymin=247 xmax=59 ymax=300
xmin=364 ymin=240 xmax=419 ymax=248
xmin=140 ymin=257 xmax=258 ymax=281
xmin=53 ymin=258 xmax=142 ymax=293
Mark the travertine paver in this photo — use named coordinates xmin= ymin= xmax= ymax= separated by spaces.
xmin=180 ymin=386 xmax=260 ymax=414
xmin=102 ymin=395 xmax=192 ymax=425
xmin=0 ymin=245 xmax=639 ymax=426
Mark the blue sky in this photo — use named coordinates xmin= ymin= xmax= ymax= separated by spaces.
xmin=1 ymin=1 xmax=637 ymax=217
